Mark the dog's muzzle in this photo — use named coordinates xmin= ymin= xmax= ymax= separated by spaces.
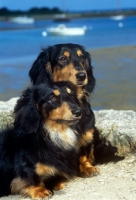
xmin=76 ymin=72 xmax=86 ymax=82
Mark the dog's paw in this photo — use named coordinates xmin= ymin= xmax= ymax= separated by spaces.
xmin=34 ymin=188 xmax=52 ymax=199
xmin=79 ymin=162 xmax=99 ymax=177
xmin=23 ymin=185 xmax=53 ymax=199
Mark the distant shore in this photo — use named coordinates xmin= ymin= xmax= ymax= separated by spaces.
xmin=0 ymin=45 xmax=136 ymax=111
xmin=0 ymin=9 xmax=136 ymax=21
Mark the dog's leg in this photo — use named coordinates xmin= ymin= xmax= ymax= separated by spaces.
xmin=53 ymin=182 xmax=65 ymax=190
xmin=11 ymin=177 xmax=52 ymax=199
xmin=79 ymin=129 xmax=99 ymax=177
xmin=79 ymin=152 xmax=99 ymax=177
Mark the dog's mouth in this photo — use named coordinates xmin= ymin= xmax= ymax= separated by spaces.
xmin=56 ymin=119 xmax=80 ymax=125
xmin=76 ymin=82 xmax=86 ymax=86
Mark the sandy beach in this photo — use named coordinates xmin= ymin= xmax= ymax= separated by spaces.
xmin=0 ymin=45 xmax=136 ymax=111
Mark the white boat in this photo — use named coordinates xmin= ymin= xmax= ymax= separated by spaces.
xmin=46 ymin=24 xmax=87 ymax=36
xmin=53 ymin=13 xmax=71 ymax=22
xmin=111 ymin=0 xmax=125 ymax=21
xmin=10 ymin=16 xmax=34 ymax=24
xmin=111 ymin=15 xmax=125 ymax=21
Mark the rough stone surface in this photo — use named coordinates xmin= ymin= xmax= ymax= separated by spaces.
xmin=0 ymin=98 xmax=18 ymax=112
xmin=0 ymin=98 xmax=18 ymax=130
xmin=94 ymin=110 xmax=136 ymax=156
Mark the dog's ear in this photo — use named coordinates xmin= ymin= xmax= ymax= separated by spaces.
xmin=14 ymin=87 xmax=40 ymax=134
xmin=85 ymin=51 xmax=96 ymax=93
xmin=29 ymin=48 xmax=53 ymax=85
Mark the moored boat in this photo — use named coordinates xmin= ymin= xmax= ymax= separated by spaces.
xmin=46 ymin=24 xmax=87 ymax=36
xmin=10 ymin=16 xmax=35 ymax=24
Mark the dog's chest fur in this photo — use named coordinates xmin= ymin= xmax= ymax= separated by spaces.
xmin=44 ymin=122 xmax=77 ymax=150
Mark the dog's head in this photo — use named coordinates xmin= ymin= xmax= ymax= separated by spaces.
xmin=29 ymin=43 xmax=95 ymax=93
xmin=14 ymin=82 xmax=82 ymax=134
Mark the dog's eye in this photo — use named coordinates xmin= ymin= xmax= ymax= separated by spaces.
xmin=59 ymin=56 xmax=67 ymax=62
xmin=80 ymin=54 xmax=85 ymax=60
xmin=50 ymin=96 xmax=59 ymax=102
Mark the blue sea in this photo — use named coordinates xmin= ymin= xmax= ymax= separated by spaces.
xmin=0 ymin=15 xmax=136 ymax=110
xmin=0 ymin=16 xmax=136 ymax=59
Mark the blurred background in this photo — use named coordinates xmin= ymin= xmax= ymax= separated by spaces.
xmin=0 ymin=0 xmax=136 ymax=111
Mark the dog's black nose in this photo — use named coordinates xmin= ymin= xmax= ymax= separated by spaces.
xmin=72 ymin=109 xmax=82 ymax=117
xmin=76 ymin=72 xmax=86 ymax=81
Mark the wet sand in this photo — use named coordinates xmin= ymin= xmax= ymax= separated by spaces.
xmin=89 ymin=45 xmax=136 ymax=111
xmin=0 ymin=45 xmax=136 ymax=111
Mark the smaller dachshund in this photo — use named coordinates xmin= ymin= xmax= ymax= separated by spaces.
xmin=0 ymin=81 xmax=84 ymax=199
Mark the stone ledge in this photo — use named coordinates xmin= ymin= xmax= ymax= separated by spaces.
xmin=94 ymin=110 xmax=136 ymax=156
xmin=0 ymin=98 xmax=136 ymax=156
xmin=0 ymin=97 xmax=18 ymax=112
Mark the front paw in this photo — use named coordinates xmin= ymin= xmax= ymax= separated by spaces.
xmin=79 ymin=162 xmax=99 ymax=177
xmin=22 ymin=185 xmax=52 ymax=199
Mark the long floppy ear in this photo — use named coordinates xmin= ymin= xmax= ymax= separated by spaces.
xmin=85 ymin=51 xmax=96 ymax=93
xmin=14 ymin=87 xmax=40 ymax=134
xmin=29 ymin=48 xmax=53 ymax=85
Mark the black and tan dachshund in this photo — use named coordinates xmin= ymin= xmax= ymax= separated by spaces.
xmin=29 ymin=43 xmax=95 ymax=95
xmin=0 ymin=81 xmax=98 ymax=199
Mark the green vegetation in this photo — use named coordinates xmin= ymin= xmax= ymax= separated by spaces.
xmin=0 ymin=7 xmax=62 ymax=17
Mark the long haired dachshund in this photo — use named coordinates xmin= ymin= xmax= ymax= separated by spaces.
xmin=0 ymin=81 xmax=88 ymax=199
xmin=29 ymin=43 xmax=99 ymax=177
xmin=29 ymin=43 xmax=95 ymax=95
